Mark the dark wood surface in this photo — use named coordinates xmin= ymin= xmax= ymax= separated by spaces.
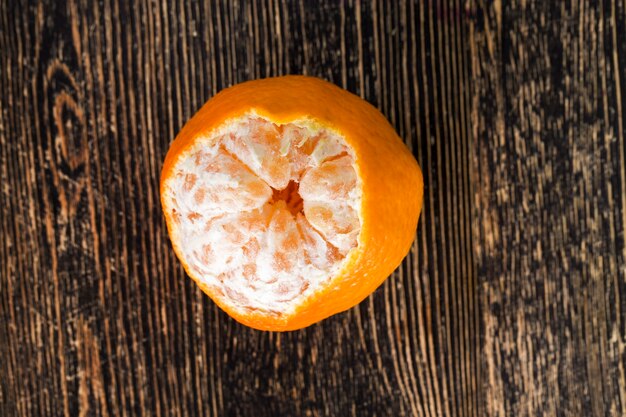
xmin=1 ymin=0 xmax=625 ymax=416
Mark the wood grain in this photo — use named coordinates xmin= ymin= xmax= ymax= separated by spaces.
xmin=471 ymin=0 xmax=626 ymax=416
xmin=0 ymin=0 xmax=623 ymax=416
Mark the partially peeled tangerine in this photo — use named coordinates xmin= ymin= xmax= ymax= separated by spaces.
xmin=160 ymin=76 xmax=423 ymax=330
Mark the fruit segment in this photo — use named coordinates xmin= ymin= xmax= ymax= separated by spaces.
xmin=302 ymin=201 xmax=359 ymax=253
xmin=299 ymin=155 xmax=359 ymax=253
xmin=299 ymin=155 xmax=357 ymax=200
xmin=161 ymin=115 xmax=362 ymax=314
xmin=173 ymin=147 xmax=272 ymax=218
xmin=223 ymin=121 xmax=293 ymax=190
xmin=295 ymin=213 xmax=341 ymax=270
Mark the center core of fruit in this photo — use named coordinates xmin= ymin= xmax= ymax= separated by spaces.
xmin=161 ymin=114 xmax=362 ymax=315
xmin=271 ymin=181 xmax=304 ymax=216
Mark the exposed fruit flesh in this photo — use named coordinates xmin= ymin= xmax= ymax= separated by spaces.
xmin=162 ymin=114 xmax=361 ymax=314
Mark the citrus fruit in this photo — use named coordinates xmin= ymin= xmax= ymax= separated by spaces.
xmin=160 ymin=76 xmax=423 ymax=331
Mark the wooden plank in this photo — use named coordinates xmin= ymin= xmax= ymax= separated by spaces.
xmin=0 ymin=1 xmax=478 ymax=415
xmin=470 ymin=0 xmax=626 ymax=415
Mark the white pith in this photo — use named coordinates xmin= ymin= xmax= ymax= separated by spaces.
xmin=162 ymin=113 xmax=362 ymax=315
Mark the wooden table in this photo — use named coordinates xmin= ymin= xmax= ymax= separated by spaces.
xmin=2 ymin=1 xmax=625 ymax=416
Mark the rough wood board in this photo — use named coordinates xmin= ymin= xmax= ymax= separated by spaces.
xmin=472 ymin=1 xmax=626 ymax=416
xmin=0 ymin=0 xmax=624 ymax=416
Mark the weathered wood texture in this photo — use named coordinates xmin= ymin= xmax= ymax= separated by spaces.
xmin=0 ymin=0 xmax=624 ymax=416
xmin=472 ymin=1 xmax=626 ymax=416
